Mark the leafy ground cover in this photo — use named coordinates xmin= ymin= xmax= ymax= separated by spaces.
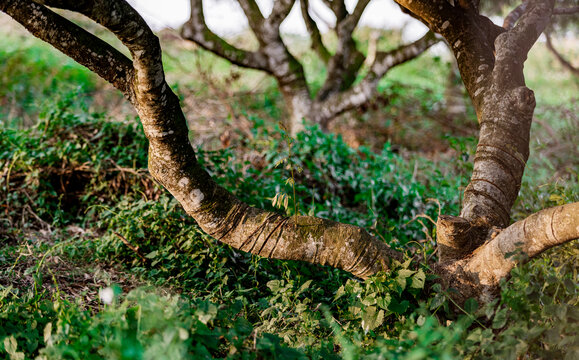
xmin=0 ymin=23 xmax=578 ymax=359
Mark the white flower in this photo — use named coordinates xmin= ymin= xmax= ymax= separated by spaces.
xmin=99 ymin=287 xmax=115 ymax=305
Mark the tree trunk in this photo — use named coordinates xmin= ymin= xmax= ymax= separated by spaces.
xmin=277 ymin=79 xmax=313 ymax=136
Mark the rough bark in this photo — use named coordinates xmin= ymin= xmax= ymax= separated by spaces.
xmin=393 ymin=0 xmax=579 ymax=303
xmin=181 ymin=0 xmax=439 ymax=134
xmin=1 ymin=0 xmax=578 ymax=307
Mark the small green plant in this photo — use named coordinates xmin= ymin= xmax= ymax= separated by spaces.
xmin=269 ymin=123 xmax=303 ymax=217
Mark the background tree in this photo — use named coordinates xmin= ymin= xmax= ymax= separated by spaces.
xmin=1 ymin=0 xmax=578 ymax=307
xmin=493 ymin=0 xmax=579 ymax=76
xmin=182 ymin=0 xmax=440 ymax=134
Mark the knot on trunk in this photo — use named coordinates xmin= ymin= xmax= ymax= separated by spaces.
xmin=436 ymin=215 xmax=491 ymax=262
xmin=511 ymin=86 xmax=535 ymax=114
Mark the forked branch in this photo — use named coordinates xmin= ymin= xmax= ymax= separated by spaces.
xmin=313 ymin=31 xmax=439 ymax=125
xmin=182 ymin=0 xmax=269 ymax=71
xmin=3 ymin=0 xmax=134 ymax=97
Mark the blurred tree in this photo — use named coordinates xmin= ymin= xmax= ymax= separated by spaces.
xmin=1 ymin=0 xmax=578 ymax=307
xmin=182 ymin=0 xmax=440 ymax=134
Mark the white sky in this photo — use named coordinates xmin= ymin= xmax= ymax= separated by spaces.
xmin=127 ymin=0 xmax=429 ymax=42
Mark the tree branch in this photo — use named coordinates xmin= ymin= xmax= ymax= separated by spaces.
xmin=326 ymin=0 xmax=348 ymax=23
xmin=460 ymin=0 xmax=555 ymax=227
xmin=182 ymin=0 xmax=270 ymax=71
xmin=393 ymin=0 xmax=457 ymax=31
xmin=553 ymin=6 xmax=579 ymax=15
xmin=394 ymin=0 xmax=503 ymax=117
xmin=0 ymin=0 xmax=402 ymax=279
xmin=315 ymin=1 xmax=371 ymax=102
xmin=503 ymin=1 xmax=527 ymax=30
xmin=300 ymin=0 xmax=331 ymax=63
xmin=236 ymin=0 xmax=265 ymax=36
xmin=545 ymin=31 xmax=579 ymax=76
xmin=462 ymin=202 xmax=579 ymax=298
xmin=344 ymin=0 xmax=371 ymax=32
xmin=1 ymin=0 xmax=134 ymax=98
xmin=313 ymin=31 xmax=439 ymax=125
xmin=266 ymin=0 xmax=295 ymax=28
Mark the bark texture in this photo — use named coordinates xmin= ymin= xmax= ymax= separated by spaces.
xmin=394 ymin=0 xmax=578 ymax=302
xmin=2 ymin=0 xmax=578 ymax=307
xmin=182 ymin=0 xmax=439 ymax=134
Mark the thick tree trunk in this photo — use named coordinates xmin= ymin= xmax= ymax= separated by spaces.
xmin=277 ymin=78 xmax=313 ymax=136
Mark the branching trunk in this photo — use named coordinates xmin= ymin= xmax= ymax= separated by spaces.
xmin=182 ymin=0 xmax=439 ymax=134
xmin=393 ymin=0 xmax=579 ymax=303
xmin=2 ymin=0 xmax=578 ymax=309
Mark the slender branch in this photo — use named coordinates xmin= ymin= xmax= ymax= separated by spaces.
xmin=182 ymin=0 xmax=270 ymax=71
xmin=372 ymin=32 xmax=439 ymax=78
xmin=300 ymin=0 xmax=331 ymax=63
xmin=553 ymin=6 xmax=579 ymax=15
xmin=545 ymin=31 xmax=579 ymax=75
xmin=503 ymin=1 xmax=527 ymax=30
xmin=266 ymin=0 xmax=295 ymax=28
xmin=346 ymin=0 xmax=371 ymax=31
xmin=1 ymin=0 xmax=134 ymax=98
xmin=313 ymin=31 xmax=439 ymax=125
xmin=327 ymin=0 xmax=348 ymax=23
xmin=237 ymin=0 xmax=265 ymax=35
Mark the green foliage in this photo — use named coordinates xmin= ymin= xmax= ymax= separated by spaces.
xmin=0 ymin=35 xmax=96 ymax=127
xmin=0 ymin=89 xmax=151 ymax=230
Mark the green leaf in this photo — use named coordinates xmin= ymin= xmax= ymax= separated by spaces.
xmin=334 ymin=285 xmax=346 ymax=300
xmin=267 ymin=280 xmax=281 ymax=293
xmin=376 ymin=293 xmax=392 ymax=310
xmin=361 ymin=306 xmax=384 ymax=332
xmin=145 ymin=250 xmax=158 ymax=259
xmin=410 ymin=269 xmax=426 ymax=289
xmin=464 ymin=298 xmax=478 ymax=313
xmin=3 ymin=336 xmax=24 ymax=360
xmin=297 ymin=280 xmax=312 ymax=295
xmin=389 ymin=299 xmax=409 ymax=314
xmin=492 ymin=308 xmax=508 ymax=329
xmin=429 ymin=293 xmax=446 ymax=310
